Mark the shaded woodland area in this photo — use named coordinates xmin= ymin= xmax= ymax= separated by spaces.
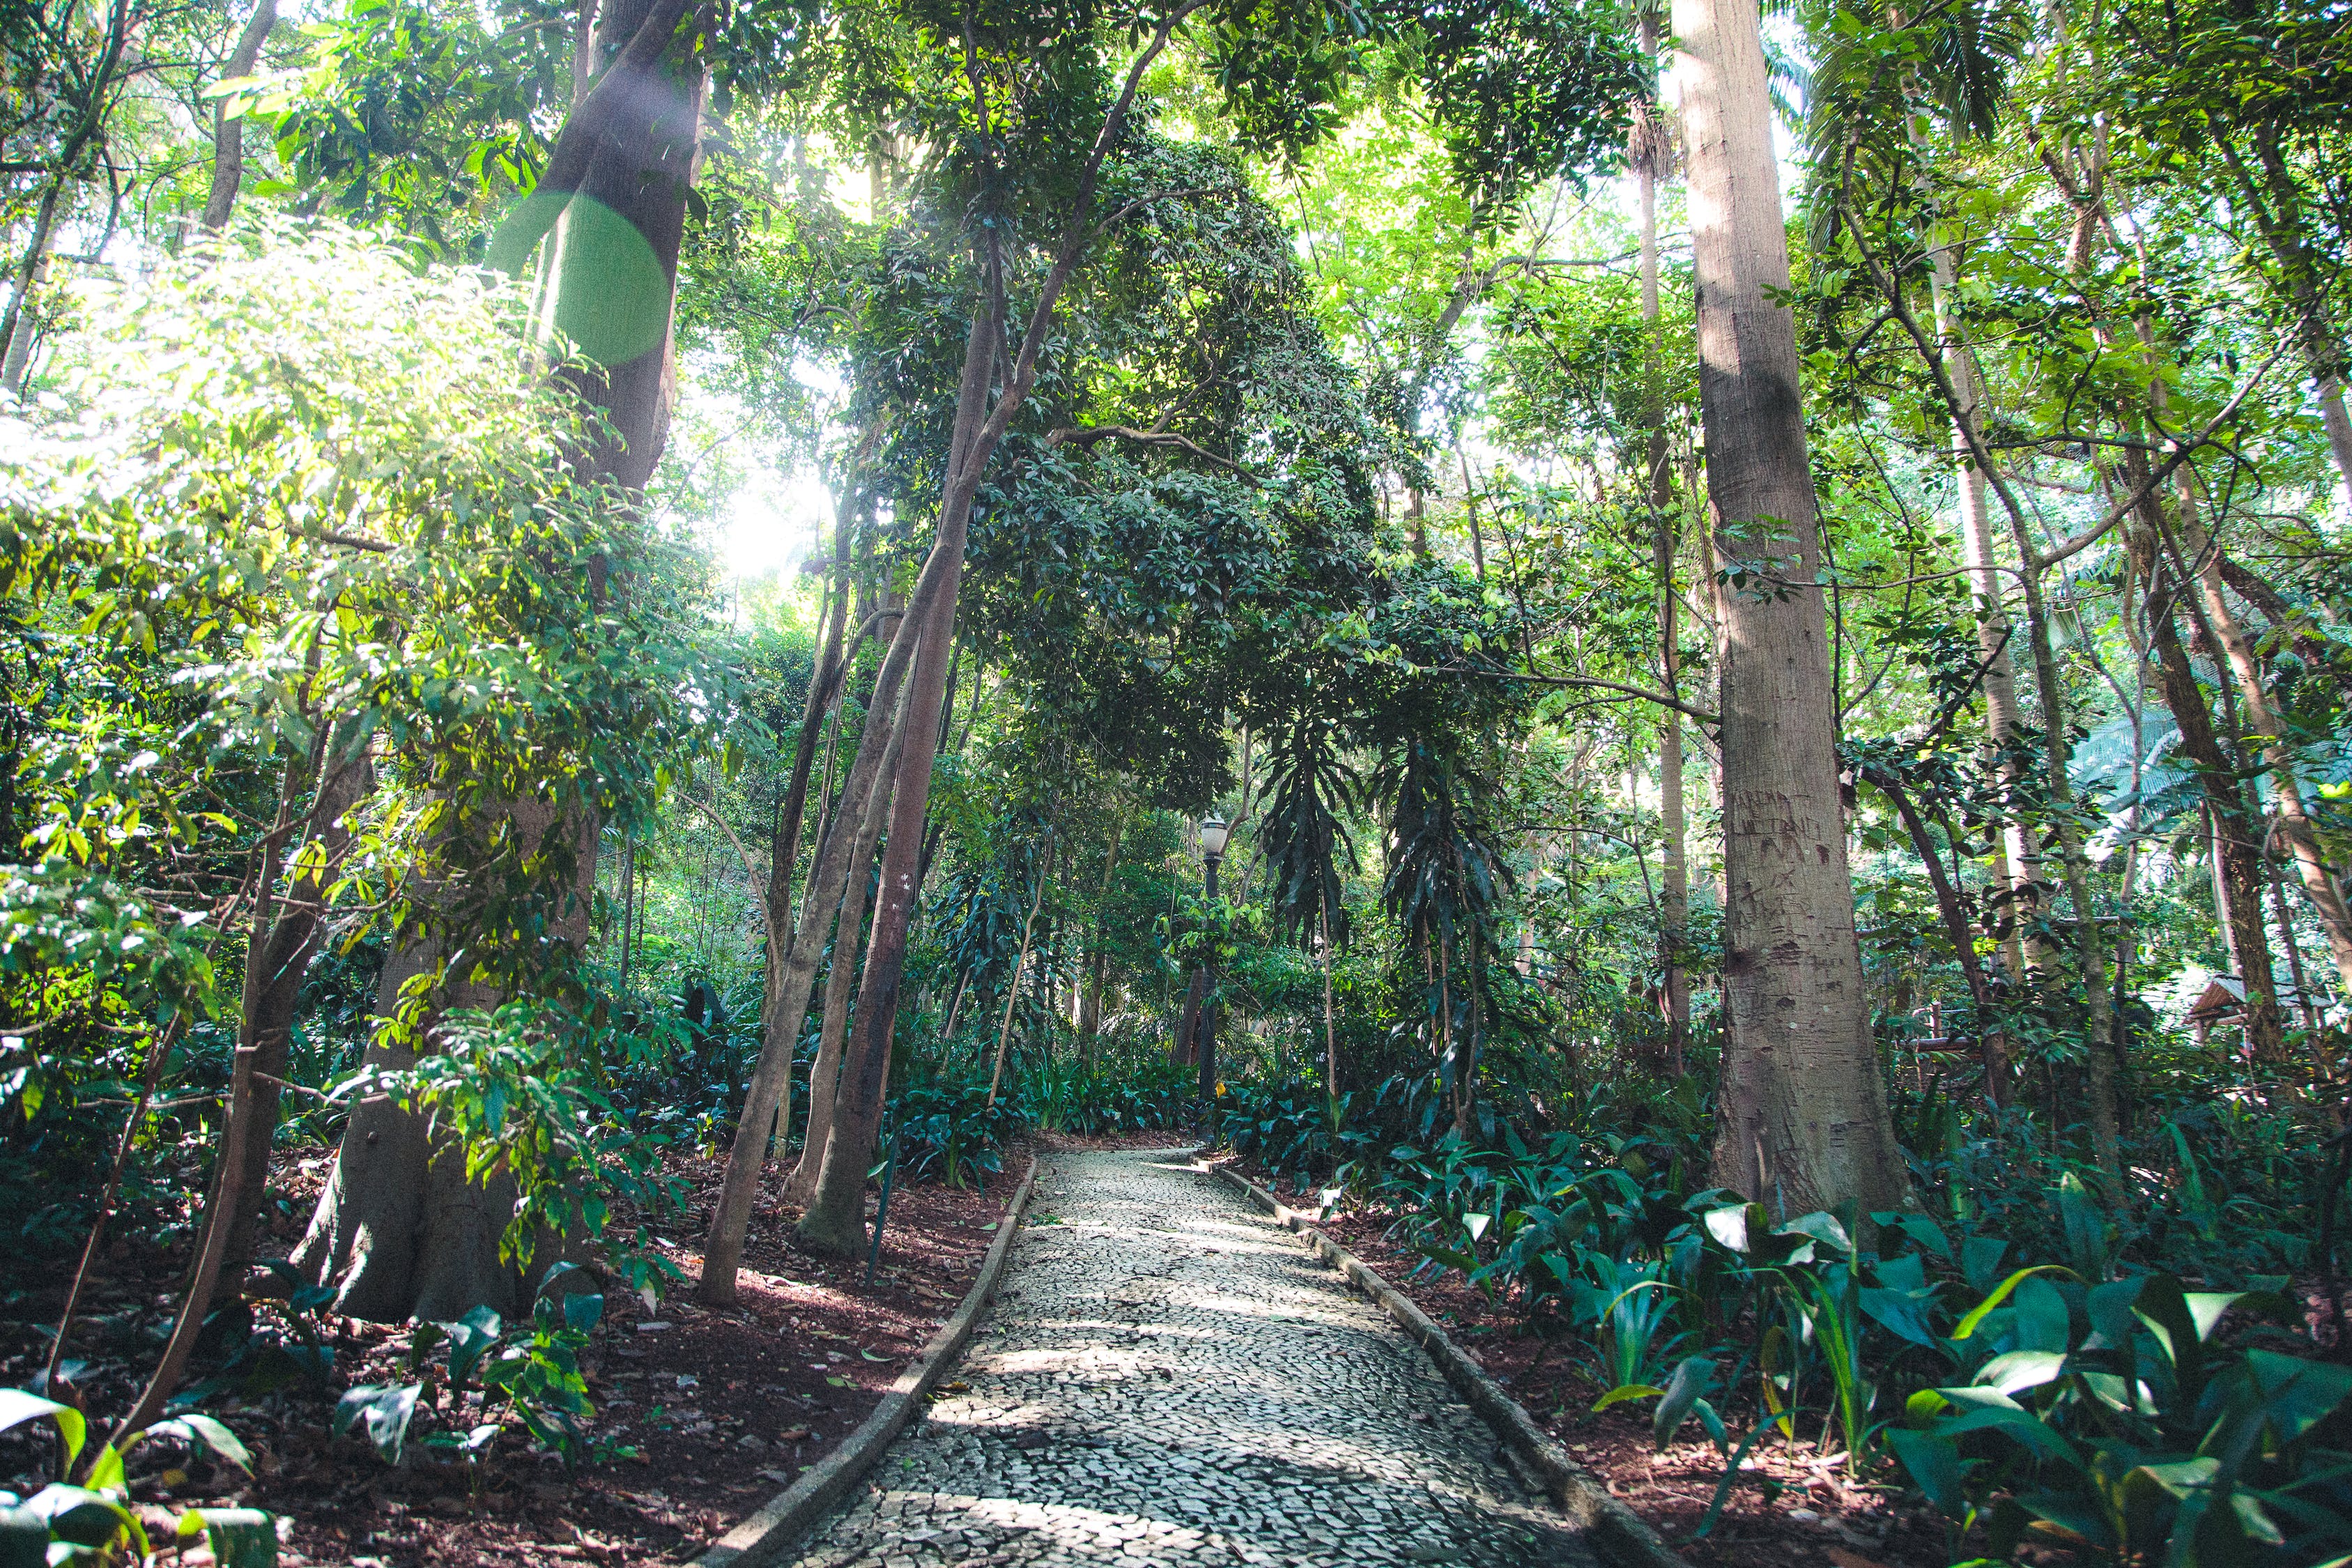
xmin=2 ymin=0 xmax=2352 ymax=1561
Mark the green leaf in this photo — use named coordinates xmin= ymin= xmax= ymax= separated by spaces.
xmin=1953 ymin=1264 xmax=2074 ymax=1341
xmin=1592 ymin=1383 xmax=1664 ymax=1411
xmin=335 ymin=1383 xmax=421 ymax=1465
xmin=183 ymin=1508 xmax=277 ymax=1567
xmin=147 ymin=1413 xmax=252 ymax=1471
xmin=2014 ymin=1275 xmax=2070 ymax=1353
xmin=0 ymin=1391 xmax=84 ymax=1466
xmin=1973 ymin=1350 xmax=2068 ymax=1396
xmin=2245 ymin=1348 xmax=2352 ymax=1442
xmin=0 ymin=1505 xmax=47 ymax=1568
xmin=2056 ymin=1172 xmax=2109 ymax=1282
xmin=1652 ymin=1357 xmax=1716 ymax=1450
xmin=1886 ymin=1427 xmax=1967 ymax=1518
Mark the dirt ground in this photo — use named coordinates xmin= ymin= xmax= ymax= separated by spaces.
xmin=1223 ymin=1161 xmax=1958 ymax=1568
xmin=0 ymin=1140 xmax=1043 ymax=1567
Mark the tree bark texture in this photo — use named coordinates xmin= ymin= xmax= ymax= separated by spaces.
xmin=200 ymin=0 xmax=277 ymax=232
xmin=111 ymin=740 xmax=369 ymax=1440
xmin=699 ymin=634 xmax=911 ymax=1297
xmin=2128 ymin=498 xmax=2286 ymax=1062
xmin=2167 ymin=502 xmax=2352 ymax=994
xmin=296 ymin=0 xmax=704 ymax=1320
xmin=1677 ymin=0 xmax=1911 ymax=1215
xmin=779 ymin=706 xmax=904 ymax=1208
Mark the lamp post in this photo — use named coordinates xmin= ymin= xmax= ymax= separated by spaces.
xmin=1195 ymin=815 xmax=1229 ymax=1124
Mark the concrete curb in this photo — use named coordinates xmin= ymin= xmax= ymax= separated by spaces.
xmin=694 ymin=1157 xmax=1043 ymax=1568
xmin=1208 ymin=1163 xmax=1689 ymax=1568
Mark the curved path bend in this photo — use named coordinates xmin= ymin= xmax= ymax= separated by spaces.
xmin=778 ymin=1147 xmax=1597 ymax=1568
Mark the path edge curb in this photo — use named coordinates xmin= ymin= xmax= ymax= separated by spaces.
xmin=1209 ymin=1162 xmax=1689 ymax=1568
xmin=694 ymin=1156 xmax=1043 ymax=1568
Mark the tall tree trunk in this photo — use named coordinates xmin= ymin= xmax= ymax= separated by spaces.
xmin=1635 ymin=27 xmax=1691 ymax=1079
xmin=200 ymin=0 xmax=276 ymax=233
xmin=297 ymin=0 xmax=705 ymax=1319
xmin=1678 ymin=0 xmax=1910 ymax=1215
xmin=780 ymin=711 xmax=902 ymax=1207
xmin=699 ymin=635 xmax=911 ymax=1298
xmin=112 ymin=738 xmax=370 ymax=1436
xmin=987 ymin=844 xmax=1051 ymax=1105
xmin=2126 ymin=485 xmax=2286 ymax=1061
xmin=1078 ymin=812 xmax=1126 ymax=1059
xmin=2164 ymin=503 xmax=2352 ymax=994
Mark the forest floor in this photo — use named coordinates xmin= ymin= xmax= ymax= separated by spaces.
xmin=0 ymin=1137 xmax=1041 ymax=1567
xmin=1222 ymin=1158 xmax=1957 ymax=1568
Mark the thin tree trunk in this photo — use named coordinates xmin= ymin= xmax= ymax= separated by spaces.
xmin=986 ymin=845 xmax=1052 ymax=1107
xmin=2128 ymin=486 xmax=2286 ymax=1061
xmin=792 ymin=10 xmax=1196 ymax=1256
xmin=1320 ymin=905 xmax=1339 ymax=1102
xmin=1679 ymin=0 xmax=1911 ymax=1214
xmin=698 ymin=632 xmax=912 ymax=1299
xmin=1173 ymin=969 xmax=1205 ymax=1068
xmin=780 ymin=702 xmax=904 ymax=1206
xmin=1636 ymin=33 xmax=1691 ymax=1079
xmin=1863 ymin=767 xmax=1999 ymax=1089
xmin=2165 ymin=509 xmax=2352 ymax=994
xmin=200 ymin=0 xmax=276 ymax=232
xmin=114 ymin=735 xmax=365 ymax=1443
xmin=2273 ymin=853 xmax=2320 ymax=1033
xmin=221 ymin=746 xmax=374 ymax=1272
xmin=1078 ymin=813 xmax=1127 ymax=1059
xmin=758 ymin=515 xmax=857 ymax=1158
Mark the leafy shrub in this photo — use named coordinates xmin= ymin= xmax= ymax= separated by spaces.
xmin=337 ymin=1270 xmax=613 ymax=1470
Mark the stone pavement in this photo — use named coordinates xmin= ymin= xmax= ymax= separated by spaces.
xmin=777 ymin=1147 xmax=1599 ymax=1568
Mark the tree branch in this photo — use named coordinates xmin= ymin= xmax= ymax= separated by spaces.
xmin=1045 ymin=424 xmax=1255 ymax=480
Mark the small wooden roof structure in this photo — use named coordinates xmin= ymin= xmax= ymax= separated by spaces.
xmin=2188 ymin=975 xmax=2247 ymax=1043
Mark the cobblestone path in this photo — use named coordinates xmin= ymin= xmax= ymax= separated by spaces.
xmin=779 ymin=1148 xmax=1597 ymax=1568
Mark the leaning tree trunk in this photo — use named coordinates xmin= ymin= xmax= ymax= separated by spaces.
xmin=109 ymin=737 xmax=371 ymax=1439
xmin=699 ymin=631 xmax=914 ymax=1299
xmin=2169 ymin=502 xmax=2352 ymax=994
xmin=1678 ymin=0 xmax=1910 ymax=1215
xmin=2126 ymin=482 xmax=2286 ymax=1063
xmin=293 ymin=0 xmax=704 ymax=1321
xmin=779 ymin=705 xmax=903 ymax=1208
xmin=792 ymin=7 xmax=1194 ymax=1256
xmin=797 ymin=564 xmax=964 ymax=1255
xmin=200 ymin=0 xmax=276 ymax=233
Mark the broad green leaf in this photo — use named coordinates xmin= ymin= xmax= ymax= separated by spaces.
xmin=1974 ymin=1350 xmax=2068 ymax=1396
xmin=1591 ymin=1383 xmax=1664 ymax=1411
xmin=0 ymin=1392 xmax=84 ymax=1466
xmin=1953 ymin=1264 xmax=2074 ymax=1341
xmin=1652 ymin=1356 xmax=1716 ymax=1450
xmin=2014 ymin=1275 xmax=2070 ymax=1354
xmin=1886 ymin=1427 xmax=1967 ymax=1518
xmin=2245 ymin=1348 xmax=2352 ymax=1441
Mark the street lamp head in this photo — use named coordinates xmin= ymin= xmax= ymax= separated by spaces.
xmin=1197 ymin=814 xmax=1230 ymax=859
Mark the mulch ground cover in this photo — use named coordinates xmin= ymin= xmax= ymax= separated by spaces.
xmin=1 ymin=1138 xmax=1043 ymax=1567
xmin=1221 ymin=1159 xmax=1957 ymax=1568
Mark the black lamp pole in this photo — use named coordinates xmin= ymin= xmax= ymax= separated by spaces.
xmin=1197 ymin=846 xmax=1220 ymax=1114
